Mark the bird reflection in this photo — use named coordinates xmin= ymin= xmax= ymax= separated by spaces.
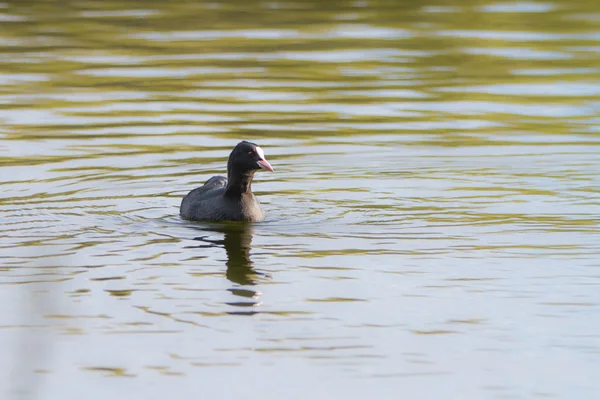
xmin=190 ymin=223 xmax=264 ymax=311
xmin=221 ymin=223 xmax=256 ymax=286
xmin=189 ymin=223 xmax=262 ymax=307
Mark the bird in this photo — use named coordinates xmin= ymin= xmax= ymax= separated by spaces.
xmin=180 ymin=141 xmax=274 ymax=222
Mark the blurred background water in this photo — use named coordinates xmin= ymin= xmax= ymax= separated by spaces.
xmin=1 ymin=0 xmax=599 ymax=399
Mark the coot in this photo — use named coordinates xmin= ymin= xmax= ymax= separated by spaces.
xmin=180 ymin=141 xmax=274 ymax=222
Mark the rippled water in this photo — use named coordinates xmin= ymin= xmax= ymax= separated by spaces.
xmin=1 ymin=0 xmax=600 ymax=399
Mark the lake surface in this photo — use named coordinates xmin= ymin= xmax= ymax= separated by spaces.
xmin=1 ymin=0 xmax=600 ymax=399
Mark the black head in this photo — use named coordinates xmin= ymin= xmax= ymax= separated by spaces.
xmin=227 ymin=141 xmax=274 ymax=174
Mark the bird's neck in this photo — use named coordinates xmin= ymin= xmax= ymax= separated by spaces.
xmin=225 ymin=168 xmax=255 ymax=197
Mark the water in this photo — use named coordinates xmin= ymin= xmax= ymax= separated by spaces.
xmin=1 ymin=0 xmax=600 ymax=399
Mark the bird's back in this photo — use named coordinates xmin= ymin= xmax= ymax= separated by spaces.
xmin=180 ymin=176 xmax=228 ymax=221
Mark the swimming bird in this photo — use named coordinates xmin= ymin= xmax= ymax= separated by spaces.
xmin=180 ymin=141 xmax=274 ymax=222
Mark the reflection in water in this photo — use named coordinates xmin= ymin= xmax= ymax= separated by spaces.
xmin=222 ymin=225 xmax=257 ymax=286
xmin=189 ymin=223 xmax=262 ymax=307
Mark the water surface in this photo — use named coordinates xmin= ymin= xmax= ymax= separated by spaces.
xmin=1 ymin=0 xmax=600 ymax=399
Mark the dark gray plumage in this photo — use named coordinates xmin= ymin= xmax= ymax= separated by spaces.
xmin=180 ymin=141 xmax=274 ymax=222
